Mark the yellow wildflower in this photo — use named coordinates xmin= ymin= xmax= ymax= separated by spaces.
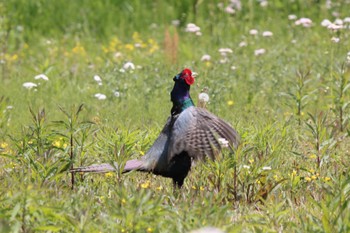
xmin=156 ymin=185 xmax=163 ymax=191
xmin=140 ymin=180 xmax=150 ymax=189
xmin=200 ymin=186 xmax=204 ymax=191
xmin=105 ymin=172 xmax=114 ymax=178
xmin=311 ymin=175 xmax=317 ymax=180
xmin=249 ymin=159 xmax=254 ymax=164
xmin=147 ymin=38 xmax=159 ymax=54
xmin=309 ymin=169 xmax=315 ymax=174
xmin=309 ymin=154 xmax=317 ymax=159
xmin=72 ymin=43 xmax=86 ymax=56
xmin=305 ymin=177 xmax=312 ymax=182
xmin=191 ymin=185 xmax=197 ymax=190
xmin=125 ymin=44 xmax=134 ymax=51
xmin=10 ymin=162 xmax=16 ymax=169
xmin=323 ymin=177 xmax=331 ymax=182
xmin=291 ymin=169 xmax=297 ymax=177
xmin=147 ymin=227 xmax=153 ymax=233
xmin=227 ymin=100 xmax=234 ymax=106
xmin=10 ymin=54 xmax=18 ymax=61
xmin=132 ymin=32 xmax=143 ymax=44
xmin=52 ymin=140 xmax=61 ymax=148
xmin=121 ymin=198 xmax=126 ymax=204
xmin=109 ymin=37 xmax=121 ymax=50
xmin=0 ymin=142 xmax=8 ymax=149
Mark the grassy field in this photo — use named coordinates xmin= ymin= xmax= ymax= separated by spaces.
xmin=1 ymin=0 xmax=350 ymax=232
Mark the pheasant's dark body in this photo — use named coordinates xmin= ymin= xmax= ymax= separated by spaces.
xmin=71 ymin=69 xmax=239 ymax=188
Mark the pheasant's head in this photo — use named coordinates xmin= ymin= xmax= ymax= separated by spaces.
xmin=171 ymin=68 xmax=196 ymax=115
xmin=173 ymin=68 xmax=195 ymax=86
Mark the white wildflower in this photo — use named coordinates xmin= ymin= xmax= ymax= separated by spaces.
xmin=344 ymin=17 xmax=350 ymax=23
xmin=321 ymin=19 xmax=332 ymax=27
xmin=94 ymin=93 xmax=107 ymax=100
xmin=230 ymin=0 xmax=242 ymax=10
xmin=195 ymin=31 xmax=202 ymax=36
xmin=239 ymin=41 xmax=247 ymax=47
xmin=231 ymin=66 xmax=237 ymax=71
xmin=119 ymin=68 xmax=125 ymax=73
xmin=334 ymin=19 xmax=343 ymax=25
xmin=331 ymin=37 xmax=340 ymax=43
xmin=295 ymin=17 xmax=313 ymax=27
xmin=243 ymin=165 xmax=251 ymax=169
xmin=288 ymin=14 xmax=297 ymax=20
xmin=249 ymin=29 xmax=258 ymax=35
xmin=260 ymin=0 xmax=268 ymax=7
xmin=185 ymin=23 xmax=201 ymax=33
xmin=262 ymin=31 xmax=273 ymax=37
xmin=6 ymin=106 xmax=14 ymax=110
xmin=94 ymin=75 xmax=102 ymax=85
xmin=219 ymin=58 xmax=228 ymax=64
xmin=218 ymin=138 xmax=229 ymax=148
xmin=23 ymin=82 xmax=37 ymax=89
xmin=262 ymin=166 xmax=272 ymax=171
xmin=225 ymin=6 xmax=235 ymax=14
xmin=346 ymin=51 xmax=350 ymax=63
xmin=34 ymin=74 xmax=49 ymax=81
xmin=198 ymin=92 xmax=209 ymax=103
xmin=192 ymin=72 xmax=198 ymax=78
xmin=114 ymin=91 xmax=120 ymax=97
xmin=254 ymin=48 xmax=266 ymax=56
xmin=114 ymin=52 xmax=122 ymax=59
xmin=201 ymin=54 xmax=211 ymax=62
xmin=327 ymin=23 xmax=343 ymax=31
xmin=123 ymin=62 xmax=135 ymax=70
xmin=218 ymin=48 xmax=233 ymax=56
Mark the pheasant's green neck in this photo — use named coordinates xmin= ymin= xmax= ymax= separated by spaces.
xmin=180 ymin=98 xmax=194 ymax=110
xmin=172 ymin=97 xmax=194 ymax=115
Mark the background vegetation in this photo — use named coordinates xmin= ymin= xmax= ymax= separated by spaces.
xmin=1 ymin=0 xmax=350 ymax=232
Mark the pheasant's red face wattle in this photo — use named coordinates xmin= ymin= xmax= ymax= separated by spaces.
xmin=181 ymin=68 xmax=194 ymax=85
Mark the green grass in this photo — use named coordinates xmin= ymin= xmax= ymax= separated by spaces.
xmin=1 ymin=0 xmax=350 ymax=232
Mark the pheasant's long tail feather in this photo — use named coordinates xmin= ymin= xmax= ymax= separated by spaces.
xmin=70 ymin=163 xmax=117 ymax=173
xmin=70 ymin=159 xmax=145 ymax=173
xmin=123 ymin=159 xmax=145 ymax=172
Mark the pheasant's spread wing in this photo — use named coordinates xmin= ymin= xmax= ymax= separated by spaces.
xmin=169 ymin=107 xmax=239 ymax=161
